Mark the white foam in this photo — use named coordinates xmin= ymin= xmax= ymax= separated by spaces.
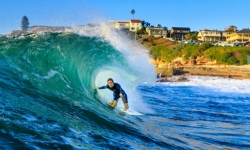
xmin=161 ymin=76 xmax=250 ymax=95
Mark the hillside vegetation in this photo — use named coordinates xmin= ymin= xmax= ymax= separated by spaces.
xmin=140 ymin=36 xmax=250 ymax=65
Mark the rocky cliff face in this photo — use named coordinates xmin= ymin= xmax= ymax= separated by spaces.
xmin=151 ymin=56 xmax=217 ymax=69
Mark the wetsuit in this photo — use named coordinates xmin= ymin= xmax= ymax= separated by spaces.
xmin=98 ymin=83 xmax=128 ymax=103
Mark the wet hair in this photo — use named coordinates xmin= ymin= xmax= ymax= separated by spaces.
xmin=107 ymin=78 xmax=114 ymax=82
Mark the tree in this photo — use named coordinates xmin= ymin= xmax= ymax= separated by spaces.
xmin=185 ymin=31 xmax=198 ymax=40
xmin=136 ymin=28 xmax=147 ymax=35
xmin=225 ymin=25 xmax=237 ymax=32
xmin=145 ymin=22 xmax=150 ymax=27
xmin=157 ymin=24 xmax=162 ymax=27
xmin=141 ymin=20 xmax=151 ymax=28
xmin=131 ymin=9 xmax=135 ymax=19
xmin=163 ymin=26 xmax=168 ymax=30
xmin=21 ymin=16 xmax=29 ymax=32
xmin=141 ymin=20 xmax=145 ymax=28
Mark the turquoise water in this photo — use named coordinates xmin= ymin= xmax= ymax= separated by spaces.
xmin=0 ymin=30 xmax=250 ymax=149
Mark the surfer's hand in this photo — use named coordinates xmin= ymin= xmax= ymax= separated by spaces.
xmin=93 ymin=89 xmax=97 ymax=95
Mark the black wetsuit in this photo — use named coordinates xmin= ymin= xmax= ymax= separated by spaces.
xmin=98 ymin=83 xmax=128 ymax=103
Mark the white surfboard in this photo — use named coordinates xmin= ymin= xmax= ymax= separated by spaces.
xmin=118 ymin=108 xmax=144 ymax=115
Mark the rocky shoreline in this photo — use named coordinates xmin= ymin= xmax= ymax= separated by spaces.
xmin=151 ymin=56 xmax=250 ymax=80
xmin=155 ymin=65 xmax=250 ymax=82
xmin=156 ymin=76 xmax=188 ymax=82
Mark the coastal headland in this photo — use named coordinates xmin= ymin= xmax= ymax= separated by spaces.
xmin=141 ymin=36 xmax=250 ymax=79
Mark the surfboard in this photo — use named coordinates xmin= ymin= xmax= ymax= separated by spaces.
xmin=118 ymin=108 xmax=143 ymax=115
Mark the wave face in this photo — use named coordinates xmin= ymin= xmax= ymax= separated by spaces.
xmin=0 ymin=25 xmax=158 ymax=149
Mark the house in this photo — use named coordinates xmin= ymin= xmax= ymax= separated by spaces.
xmin=129 ymin=20 xmax=141 ymax=32
xmin=226 ymin=29 xmax=250 ymax=42
xmin=108 ymin=20 xmax=130 ymax=30
xmin=197 ymin=27 xmax=236 ymax=42
xmin=108 ymin=20 xmax=142 ymax=32
xmin=197 ymin=30 xmax=222 ymax=42
xmin=170 ymin=27 xmax=190 ymax=40
xmin=146 ymin=27 xmax=168 ymax=38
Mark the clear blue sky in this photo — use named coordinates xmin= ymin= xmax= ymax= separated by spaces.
xmin=0 ymin=0 xmax=249 ymax=34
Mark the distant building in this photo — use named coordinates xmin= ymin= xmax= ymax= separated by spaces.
xmin=9 ymin=30 xmax=22 ymax=37
xmin=170 ymin=27 xmax=190 ymax=40
xmin=108 ymin=20 xmax=142 ymax=32
xmin=129 ymin=20 xmax=141 ymax=32
xmin=226 ymin=29 xmax=250 ymax=42
xmin=146 ymin=27 xmax=168 ymax=38
xmin=197 ymin=30 xmax=222 ymax=42
xmin=28 ymin=26 xmax=71 ymax=33
xmin=197 ymin=29 xmax=235 ymax=42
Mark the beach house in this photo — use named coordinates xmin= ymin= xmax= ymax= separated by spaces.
xmin=197 ymin=28 xmax=236 ymax=42
xmin=197 ymin=30 xmax=222 ymax=42
xmin=146 ymin=27 xmax=168 ymax=38
xmin=226 ymin=29 xmax=250 ymax=42
xmin=108 ymin=20 xmax=142 ymax=32
xmin=170 ymin=27 xmax=190 ymax=40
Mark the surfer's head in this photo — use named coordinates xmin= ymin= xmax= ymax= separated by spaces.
xmin=107 ymin=78 xmax=114 ymax=88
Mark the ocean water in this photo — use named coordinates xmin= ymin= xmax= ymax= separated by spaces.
xmin=0 ymin=25 xmax=250 ymax=149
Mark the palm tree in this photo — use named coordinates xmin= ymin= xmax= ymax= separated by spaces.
xmin=131 ymin=9 xmax=135 ymax=19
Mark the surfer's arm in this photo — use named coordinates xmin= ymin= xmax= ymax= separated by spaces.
xmin=98 ymin=85 xmax=108 ymax=89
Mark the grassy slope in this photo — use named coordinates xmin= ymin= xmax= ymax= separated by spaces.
xmin=140 ymin=37 xmax=250 ymax=65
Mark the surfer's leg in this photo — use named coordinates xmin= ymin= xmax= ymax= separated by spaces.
xmin=109 ymin=100 xmax=118 ymax=107
xmin=110 ymin=94 xmax=119 ymax=108
xmin=120 ymin=93 xmax=129 ymax=111
xmin=111 ymin=100 xmax=118 ymax=107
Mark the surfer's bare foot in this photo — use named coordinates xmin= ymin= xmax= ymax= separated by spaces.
xmin=109 ymin=102 xmax=113 ymax=106
xmin=123 ymin=103 xmax=129 ymax=111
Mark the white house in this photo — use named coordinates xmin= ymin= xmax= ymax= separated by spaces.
xmin=108 ymin=20 xmax=142 ymax=32
xmin=197 ymin=30 xmax=222 ymax=42
xmin=146 ymin=27 xmax=168 ymax=38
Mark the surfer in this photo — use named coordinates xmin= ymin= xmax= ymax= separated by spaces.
xmin=95 ymin=78 xmax=129 ymax=111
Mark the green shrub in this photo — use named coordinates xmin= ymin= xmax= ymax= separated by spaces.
xmin=149 ymin=38 xmax=250 ymax=65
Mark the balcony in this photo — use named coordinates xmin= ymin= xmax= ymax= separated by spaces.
xmin=226 ymin=35 xmax=250 ymax=42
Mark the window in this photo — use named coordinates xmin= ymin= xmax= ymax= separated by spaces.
xmin=131 ymin=27 xmax=135 ymax=30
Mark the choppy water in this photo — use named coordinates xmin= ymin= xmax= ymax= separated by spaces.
xmin=0 ymin=25 xmax=250 ymax=149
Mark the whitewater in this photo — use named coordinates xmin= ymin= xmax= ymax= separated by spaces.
xmin=0 ymin=24 xmax=249 ymax=149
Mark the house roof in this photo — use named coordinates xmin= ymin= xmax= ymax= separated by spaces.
xmin=237 ymin=29 xmax=250 ymax=33
xmin=172 ymin=27 xmax=190 ymax=30
xmin=200 ymin=29 xmax=222 ymax=32
xmin=118 ymin=22 xmax=130 ymax=24
xmin=130 ymin=20 xmax=141 ymax=23
xmin=147 ymin=27 xmax=167 ymax=30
